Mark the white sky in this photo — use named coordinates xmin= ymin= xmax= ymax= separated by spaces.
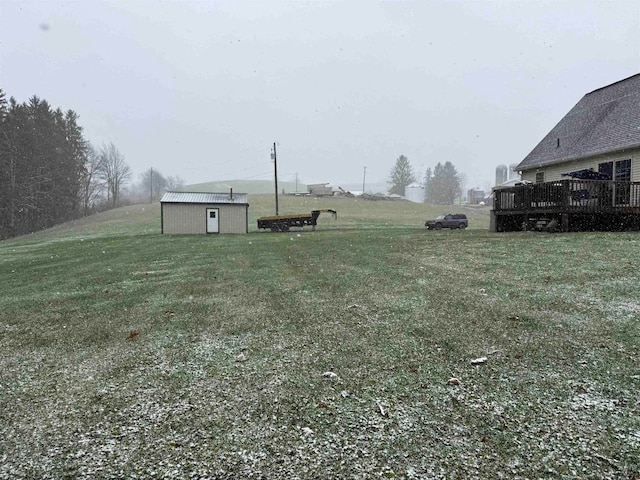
xmin=1 ymin=0 xmax=639 ymax=191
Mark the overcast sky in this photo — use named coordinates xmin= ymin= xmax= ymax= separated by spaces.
xmin=1 ymin=0 xmax=639 ymax=191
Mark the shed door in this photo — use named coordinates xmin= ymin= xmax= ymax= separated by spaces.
xmin=206 ymin=208 xmax=219 ymax=233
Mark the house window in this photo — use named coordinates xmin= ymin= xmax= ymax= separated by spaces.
xmin=615 ymin=159 xmax=631 ymax=182
xmin=598 ymin=161 xmax=613 ymax=179
xmin=535 ymin=172 xmax=545 ymax=183
xmin=599 ymin=160 xmax=631 ymax=181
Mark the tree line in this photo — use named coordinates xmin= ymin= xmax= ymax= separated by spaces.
xmin=0 ymin=90 xmax=181 ymax=240
xmin=388 ymin=155 xmax=463 ymax=204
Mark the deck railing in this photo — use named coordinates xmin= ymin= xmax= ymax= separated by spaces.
xmin=493 ymin=179 xmax=640 ymax=213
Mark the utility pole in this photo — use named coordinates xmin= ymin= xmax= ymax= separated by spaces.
xmin=362 ymin=165 xmax=367 ymax=193
xmin=150 ymin=167 xmax=153 ymax=204
xmin=271 ymin=142 xmax=279 ymax=215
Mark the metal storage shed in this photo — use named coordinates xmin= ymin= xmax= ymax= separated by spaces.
xmin=160 ymin=191 xmax=249 ymax=234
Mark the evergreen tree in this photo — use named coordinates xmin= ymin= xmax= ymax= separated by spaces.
xmin=0 ymin=94 xmax=88 ymax=239
xmin=0 ymin=90 xmax=13 ymax=237
xmin=54 ymin=108 xmax=87 ymax=219
xmin=387 ymin=155 xmax=415 ymax=196
xmin=431 ymin=161 xmax=462 ymax=205
xmin=423 ymin=167 xmax=433 ymax=203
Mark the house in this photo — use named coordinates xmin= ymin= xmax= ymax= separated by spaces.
xmin=160 ymin=191 xmax=249 ymax=234
xmin=516 ymin=73 xmax=640 ymax=184
xmin=491 ymin=73 xmax=640 ymax=232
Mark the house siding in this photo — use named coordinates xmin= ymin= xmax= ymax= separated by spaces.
xmin=520 ymin=147 xmax=640 ymax=183
xmin=162 ymin=203 xmax=248 ymax=234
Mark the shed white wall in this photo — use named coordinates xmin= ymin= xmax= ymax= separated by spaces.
xmin=162 ymin=203 xmax=248 ymax=234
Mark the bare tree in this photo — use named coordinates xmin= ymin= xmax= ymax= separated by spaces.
xmin=139 ymin=168 xmax=167 ymax=203
xmin=98 ymin=142 xmax=131 ymax=208
xmin=80 ymin=143 xmax=106 ymax=214
xmin=165 ymin=175 xmax=184 ymax=191
xmin=128 ymin=170 xmax=183 ymax=204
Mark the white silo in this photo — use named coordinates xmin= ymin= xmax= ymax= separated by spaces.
xmin=495 ymin=165 xmax=508 ymax=185
xmin=404 ymin=183 xmax=425 ymax=203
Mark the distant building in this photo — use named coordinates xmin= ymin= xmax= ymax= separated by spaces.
xmin=404 ymin=183 xmax=425 ymax=203
xmin=467 ymin=188 xmax=486 ymax=205
xmin=307 ymin=183 xmax=334 ymax=196
xmin=495 ymin=165 xmax=508 ymax=186
xmin=160 ymin=191 xmax=249 ymax=234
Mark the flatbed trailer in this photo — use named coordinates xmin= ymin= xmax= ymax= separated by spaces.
xmin=257 ymin=209 xmax=337 ymax=232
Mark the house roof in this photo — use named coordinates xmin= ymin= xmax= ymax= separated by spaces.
xmin=160 ymin=191 xmax=248 ymax=205
xmin=516 ymin=73 xmax=640 ymax=172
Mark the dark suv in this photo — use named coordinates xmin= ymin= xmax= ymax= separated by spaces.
xmin=425 ymin=213 xmax=468 ymax=230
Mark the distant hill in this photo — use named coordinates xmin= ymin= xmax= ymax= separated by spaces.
xmin=182 ymin=179 xmax=390 ymax=195
xmin=182 ymin=180 xmax=307 ymax=195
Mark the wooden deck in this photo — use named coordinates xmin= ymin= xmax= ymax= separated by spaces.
xmin=491 ymin=179 xmax=640 ymax=232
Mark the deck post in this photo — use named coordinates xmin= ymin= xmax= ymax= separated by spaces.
xmin=489 ymin=210 xmax=497 ymax=232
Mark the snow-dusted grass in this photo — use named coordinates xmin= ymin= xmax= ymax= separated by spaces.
xmin=1 ymin=198 xmax=638 ymax=479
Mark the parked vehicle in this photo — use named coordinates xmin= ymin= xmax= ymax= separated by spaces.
xmin=425 ymin=213 xmax=468 ymax=230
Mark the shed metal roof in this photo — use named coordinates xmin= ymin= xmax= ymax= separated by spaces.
xmin=160 ymin=191 xmax=248 ymax=204
xmin=516 ymin=73 xmax=640 ymax=172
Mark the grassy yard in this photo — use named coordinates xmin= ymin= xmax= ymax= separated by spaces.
xmin=1 ymin=195 xmax=638 ymax=479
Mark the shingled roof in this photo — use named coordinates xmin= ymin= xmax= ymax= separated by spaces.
xmin=516 ymin=73 xmax=640 ymax=171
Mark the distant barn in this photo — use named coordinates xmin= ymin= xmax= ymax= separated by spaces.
xmin=307 ymin=183 xmax=334 ymax=196
xmin=160 ymin=191 xmax=249 ymax=234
